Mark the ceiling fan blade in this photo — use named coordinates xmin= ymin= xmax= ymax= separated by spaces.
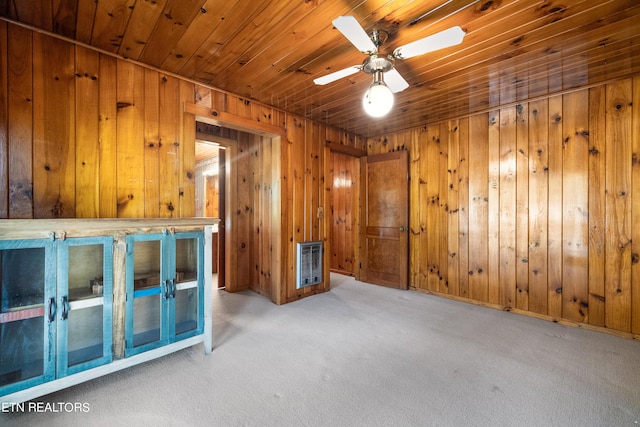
xmin=313 ymin=66 xmax=362 ymax=85
xmin=384 ymin=68 xmax=410 ymax=93
xmin=393 ymin=26 xmax=465 ymax=59
xmin=332 ymin=16 xmax=377 ymax=54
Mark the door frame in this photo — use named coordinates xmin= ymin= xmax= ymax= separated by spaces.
xmin=359 ymin=150 xmax=409 ymax=289
xmin=191 ymin=105 xmax=284 ymax=302
xmin=194 ymin=132 xmax=236 ymax=291
xmin=328 ymin=150 xmax=362 ymax=278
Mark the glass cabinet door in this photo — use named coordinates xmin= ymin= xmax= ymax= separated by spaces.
xmin=125 ymin=231 xmax=204 ymax=357
xmin=0 ymin=240 xmax=56 ymax=395
xmin=56 ymin=237 xmax=113 ymax=377
xmin=171 ymin=233 xmax=204 ymax=341
xmin=125 ymin=234 xmax=167 ymax=356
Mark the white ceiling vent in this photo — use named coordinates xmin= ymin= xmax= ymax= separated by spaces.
xmin=296 ymin=241 xmax=323 ymax=289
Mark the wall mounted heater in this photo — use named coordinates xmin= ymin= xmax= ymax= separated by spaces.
xmin=296 ymin=241 xmax=323 ymax=289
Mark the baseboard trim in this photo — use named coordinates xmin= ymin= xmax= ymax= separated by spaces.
xmin=414 ymin=287 xmax=640 ymax=342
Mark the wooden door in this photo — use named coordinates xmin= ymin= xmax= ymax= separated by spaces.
xmin=360 ymin=151 xmax=409 ymax=289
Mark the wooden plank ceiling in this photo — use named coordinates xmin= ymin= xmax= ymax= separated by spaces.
xmin=2 ymin=0 xmax=640 ymax=137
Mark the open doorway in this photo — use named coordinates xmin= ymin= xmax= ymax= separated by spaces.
xmin=193 ymin=118 xmax=283 ymax=300
xmin=330 ymin=151 xmax=360 ymax=278
xmin=196 ymin=141 xmax=225 ymax=289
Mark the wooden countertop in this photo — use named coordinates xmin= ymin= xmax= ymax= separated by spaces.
xmin=0 ymin=218 xmax=220 ymax=240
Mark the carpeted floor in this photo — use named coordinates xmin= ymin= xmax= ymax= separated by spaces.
xmin=2 ymin=273 xmax=640 ymax=426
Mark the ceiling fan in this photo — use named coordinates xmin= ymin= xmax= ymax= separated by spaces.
xmin=314 ymin=16 xmax=466 ymax=117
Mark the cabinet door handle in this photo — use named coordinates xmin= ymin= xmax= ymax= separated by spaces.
xmin=162 ymin=280 xmax=169 ymax=300
xmin=47 ymin=298 xmax=56 ymax=323
xmin=60 ymin=296 xmax=69 ymax=321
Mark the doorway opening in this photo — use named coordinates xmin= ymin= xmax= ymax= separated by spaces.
xmin=191 ymin=104 xmax=287 ymax=302
xmin=329 ymin=151 xmax=360 ymax=277
xmin=196 ymin=140 xmax=225 ymax=289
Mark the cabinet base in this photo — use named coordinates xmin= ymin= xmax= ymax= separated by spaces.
xmin=0 ymin=335 xmax=207 ymax=405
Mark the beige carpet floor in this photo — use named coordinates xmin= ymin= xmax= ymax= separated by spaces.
xmin=2 ymin=273 xmax=640 ymax=426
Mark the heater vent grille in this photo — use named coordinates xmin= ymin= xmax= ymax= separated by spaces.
xmin=296 ymin=241 xmax=323 ymax=289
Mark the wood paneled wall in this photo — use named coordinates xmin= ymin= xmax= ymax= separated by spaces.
xmin=192 ymin=81 xmax=364 ymax=305
xmin=368 ymin=77 xmax=640 ymax=338
xmin=0 ymin=21 xmax=364 ymax=305
xmin=0 ymin=21 xmax=195 ymax=219
xmin=193 ymin=99 xmax=338 ymax=304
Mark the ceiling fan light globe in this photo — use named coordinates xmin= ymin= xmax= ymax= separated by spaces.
xmin=363 ymin=82 xmax=394 ymax=117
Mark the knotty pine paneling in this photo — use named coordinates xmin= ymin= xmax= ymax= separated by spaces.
xmin=158 ymin=74 xmax=181 ymax=217
xmin=562 ymin=90 xmax=590 ymax=323
xmin=588 ymin=86 xmax=606 ymax=327
xmin=286 ymin=115 xmax=308 ymax=302
xmin=516 ymin=103 xmax=529 ymax=311
xmin=499 ymin=107 xmax=516 ymax=309
xmin=75 ymin=46 xmax=100 ymax=218
xmin=604 ymin=79 xmax=633 ymax=332
xmin=115 ymin=59 xmax=145 ymax=218
xmin=8 ymin=23 xmax=33 ymax=218
xmin=438 ymin=122 xmax=449 ymax=295
xmin=468 ymin=113 xmax=489 ymax=303
xmin=256 ymin=136 xmax=273 ymax=297
xmin=98 ymin=55 xmax=118 ymax=218
xmin=192 ymin=93 xmax=335 ymax=304
xmin=144 ymin=67 xmax=161 ymax=218
xmin=426 ymin=124 xmax=441 ymax=293
xmin=457 ymin=117 xmax=470 ymax=299
xmin=236 ymin=131 xmax=251 ymax=291
xmin=0 ymin=22 xmax=338 ymax=305
xmin=487 ymin=111 xmax=500 ymax=305
xmin=632 ymin=78 xmax=640 ymax=334
xmin=446 ymin=120 xmax=460 ymax=297
xmin=547 ymin=95 xmax=564 ymax=319
xmin=528 ymin=99 xmax=550 ymax=316
xmin=33 ymin=32 xmax=75 ymax=218
xmin=196 ymin=125 xmax=276 ymax=299
xmin=249 ymin=134 xmax=276 ymax=299
xmin=0 ymin=23 xmax=196 ymax=220
xmin=409 ymin=129 xmax=422 ymax=289
xmin=371 ymin=76 xmax=640 ymax=338
xmin=180 ymin=80 xmax=196 ymax=217
xmin=75 ymin=0 xmax=97 ymax=45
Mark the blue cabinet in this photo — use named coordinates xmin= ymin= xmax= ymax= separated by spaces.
xmin=0 ymin=236 xmax=113 ymax=396
xmin=125 ymin=231 xmax=204 ymax=357
xmin=0 ymin=219 xmax=215 ymax=404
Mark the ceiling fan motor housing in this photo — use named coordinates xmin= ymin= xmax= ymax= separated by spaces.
xmin=362 ymin=54 xmax=395 ymax=74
